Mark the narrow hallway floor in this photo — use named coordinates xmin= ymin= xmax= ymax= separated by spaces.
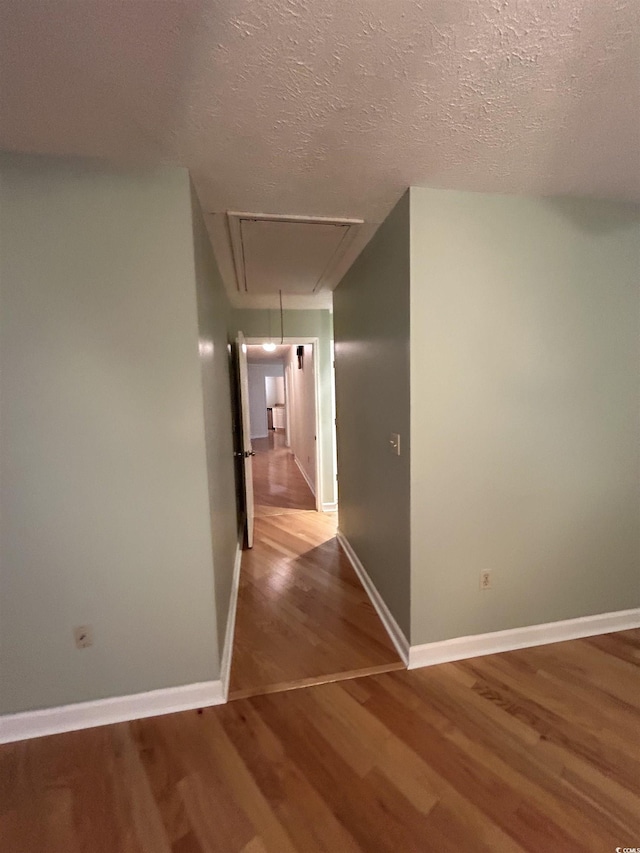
xmin=228 ymin=432 xmax=404 ymax=700
xmin=252 ymin=432 xmax=316 ymax=517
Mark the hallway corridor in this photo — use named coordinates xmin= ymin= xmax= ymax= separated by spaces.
xmin=228 ymin=433 xmax=404 ymax=700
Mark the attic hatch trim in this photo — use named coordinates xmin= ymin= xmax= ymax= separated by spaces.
xmin=227 ymin=211 xmax=364 ymax=295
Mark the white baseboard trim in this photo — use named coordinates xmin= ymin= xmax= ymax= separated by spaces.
xmin=294 ymin=455 xmax=316 ymax=498
xmin=336 ymin=530 xmax=409 ymax=665
xmin=220 ymin=539 xmax=243 ymax=700
xmin=0 ymin=679 xmax=225 ymax=745
xmin=408 ymin=607 xmax=640 ymax=670
xmin=322 ymin=501 xmax=338 ymax=512
xmin=0 ymin=542 xmax=248 ymax=745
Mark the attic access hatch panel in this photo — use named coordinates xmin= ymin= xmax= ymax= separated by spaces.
xmin=228 ymin=213 xmax=363 ymax=295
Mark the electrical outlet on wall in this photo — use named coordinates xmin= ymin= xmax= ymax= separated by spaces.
xmin=74 ymin=625 xmax=93 ymax=649
xmin=480 ymin=571 xmax=492 ymax=590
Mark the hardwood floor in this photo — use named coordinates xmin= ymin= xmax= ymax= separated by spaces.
xmin=228 ymin=509 xmax=404 ymax=700
xmin=5 ymin=435 xmax=636 ymax=850
xmin=251 ymin=432 xmax=315 ymax=516
xmin=229 ymin=432 xmax=403 ymax=699
xmin=2 ymin=631 xmax=639 ymax=852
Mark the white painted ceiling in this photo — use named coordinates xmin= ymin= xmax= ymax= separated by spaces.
xmin=1 ymin=1 xmax=639 ymax=307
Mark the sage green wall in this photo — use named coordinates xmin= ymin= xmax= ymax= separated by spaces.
xmin=410 ymin=188 xmax=640 ymax=645
xmin=0 ymin=154 xmax=221 ymax=714
xmin=190 ymin=183 xmax=239 ymax=656
xmin=333 ymin=192 xmax=411 ymax=638
xmin=230 ymin=308 xmax=337 ymax=507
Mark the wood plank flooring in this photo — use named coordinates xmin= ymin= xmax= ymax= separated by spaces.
xmin=2 ymin=630 xmax=639 ymax=852
xmin=251 ymin=433 xmax=315 ymax=517
xmin=229 ymin=432 xmax=403 ymax=699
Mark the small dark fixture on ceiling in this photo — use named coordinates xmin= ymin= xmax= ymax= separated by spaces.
xmin=297 ymin=346 xmax=304 ymax=370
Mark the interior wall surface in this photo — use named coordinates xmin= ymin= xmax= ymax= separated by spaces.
xmin=410 ymin=187 xmax=640 ymax=645
xmin=285 ymin=344 xmax=318 ymax=494
xmin=333 ymin=192 xmax=411 ymax=639
xmin=0 ymin=154 xmax=222 ymax=714
xmin=191 ymin=181 xmax=239 ymax=657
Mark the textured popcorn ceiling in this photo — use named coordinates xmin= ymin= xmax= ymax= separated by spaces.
xmin=1 ymin=0 xmax=639 ymax=297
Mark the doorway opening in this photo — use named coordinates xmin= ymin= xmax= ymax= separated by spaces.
xmin=245 ymin=340 xmax=321 ymax=518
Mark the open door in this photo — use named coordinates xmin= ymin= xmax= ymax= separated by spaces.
xmin=236 ymin=332 xmax=255 ymax=548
